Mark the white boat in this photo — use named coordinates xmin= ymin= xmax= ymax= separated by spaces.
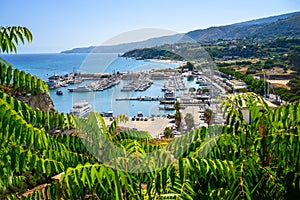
xmin=68 ymin=86 xmax=92 ymax=92
xmin=70 ymin=101 xmax=92 ymax=117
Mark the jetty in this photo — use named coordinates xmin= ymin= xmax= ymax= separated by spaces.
xmin=159 ymin=89 xmax=177 ymax=110
xmin=68 ymin=74 xmax=121 ymax=92
xmin=89 ymin=74 xmax=120 ymax=91
xmin=121 ymin=73 xmax=153 ymax=92
xmin=116 ymin=96 xmax=163 ymax=101
xmin=161 ymin=75 xmax=186 ymax=91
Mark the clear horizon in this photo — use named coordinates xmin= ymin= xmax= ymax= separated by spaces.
xmin=1 ymin=0 xmax=300 ymax=53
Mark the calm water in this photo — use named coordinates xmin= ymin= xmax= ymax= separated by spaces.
xmin=2 ymin=53 xmax=196 ymax=116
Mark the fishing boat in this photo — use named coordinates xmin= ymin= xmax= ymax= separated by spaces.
xmin=70 ymin=100 xmax=92 ymax=117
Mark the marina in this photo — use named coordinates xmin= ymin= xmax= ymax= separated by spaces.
xmin=116 ymin=96 xmax=163 ymax=101
xmin=121 ymin=73 xmax=153 ymax=92
xmin=68 ymin=74 xmax=121 ymax=92
xmin=3 ymin=53 xmax=228 ymax=117
xmin=161 ymin=75 xmax=186 ymax=91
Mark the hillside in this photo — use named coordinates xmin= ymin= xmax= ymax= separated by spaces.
xmin=122 ymin=48 xmax=184 ymax=60
xmin=186 ymin=13 xmax=300 ymax=41
xmin=233 ymin=11 xmax=300 ymax=26
xmin=61 ymin=33 xmax=189 ymax=53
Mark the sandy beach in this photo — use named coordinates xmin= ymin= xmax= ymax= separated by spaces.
xmin=147 ymin=59 xmax=186 ymax=67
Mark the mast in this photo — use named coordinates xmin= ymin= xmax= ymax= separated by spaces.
xmin=264 ymin=72 xmax=266 ymax=98
xmin=267 ymin=72 xmax=270 ymax=98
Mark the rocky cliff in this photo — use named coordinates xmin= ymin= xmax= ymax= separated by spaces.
xmin=18 ymin=92 xmax=55 ymax=111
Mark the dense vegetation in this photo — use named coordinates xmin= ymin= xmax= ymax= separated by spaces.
xmin=219 ymin=67 xmax=300 ymax=102
xmin=214 ymin=38 xmax=300 ymax=102
xmin=1 ymin=27 xmax=299 ymax=199
xmin=205 ymin=38 xmax=300 ymax=60
xmin=122 ymin=48 xmax=184 ymax=60
xmin=187 ymin=13 xmax=300 ymax=42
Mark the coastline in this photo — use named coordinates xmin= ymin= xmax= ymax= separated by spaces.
xmin=147 ymin=59 xmax=186 ymax=67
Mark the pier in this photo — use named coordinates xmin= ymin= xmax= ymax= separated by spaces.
xmin=121 ymin=73 xmax=153 ymax=92
xmin=162 ymin=75 xmax=186 ymax=91
xmin=116 ymin=96 xmax=163 ymax=101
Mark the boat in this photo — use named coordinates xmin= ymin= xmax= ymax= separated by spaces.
xmin=104 ymin=111 xmax=113 ymax=117
xmin=56 ymin=90 xmax=63 ymax=95
xmin=164 ymin=90 xmax=176 ymax=100
xmin=70 ymin=100 xmax=92 ymax=117
xmin=68 ymin=86 xmax=92 ymax=92
xmin=47 ymin=80 xmax=60 ymax=89
xmin=137 ymin=112 xmax=143 ymax=117
xmin=60 ymin=82 xmax=69 ymax=87
xmin=160 ymin=99 xmax=176 ymax=104
xmin=159 ymin=105 xmax=175 ymax=110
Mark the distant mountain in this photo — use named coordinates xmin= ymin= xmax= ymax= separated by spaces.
xmin=61 ymin=34 xmax=192 ymax=54
xmin=233 ymin=11 xmax=300 ymax=26
xmin=62 ymin=11 xmax=300 ymax=53
xmin=186 ymin=12 xmax=300 ymax=41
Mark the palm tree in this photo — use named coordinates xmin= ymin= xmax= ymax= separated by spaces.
xmin=184 ymin=113 xmax=195 ymax=131
xmin=203 ymin=108 xmax=213 ymax=126
xmin=174 ymin=101 xmax=181 ymax=111
xmin=163 ymin=127 xmax=173 ymax=138
xmin=174 ymin=110 xmax=182 ymax=130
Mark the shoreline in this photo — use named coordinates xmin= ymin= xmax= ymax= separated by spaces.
xmin=147 ymin=59 xmax=186 ymax=67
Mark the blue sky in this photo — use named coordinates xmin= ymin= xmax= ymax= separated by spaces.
xmin=1 ymin=0 xmax=300 ymax=53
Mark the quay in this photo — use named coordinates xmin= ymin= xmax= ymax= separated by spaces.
xmin=121 ymin=72 xmax=153 ymax=92
xmin=116 ymin=96 xmax=163 ymax=101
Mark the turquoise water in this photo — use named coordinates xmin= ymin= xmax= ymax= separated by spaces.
xmin=2 ymin=53 xmax=196 ymax=116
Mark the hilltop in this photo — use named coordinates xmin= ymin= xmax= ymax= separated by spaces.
xmin=187 ymin=12 xmax=300 ymax=41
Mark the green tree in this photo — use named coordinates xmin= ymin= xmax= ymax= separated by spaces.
xmin=186 ymin=61 xmax=194 ymax=71
xmin=203 ymin=108 xmax=213 ymax=126
xmin=263 ymin=59 xmax=274 ymax=69
xmin=197 ymin=88 xmax=202 ymax=94
xmin=189 ymin=87 xmax=196 ymax=93
xmin=184 ymin=113 xmax=194 ymax=131
xmin=174 ymin=101 xmax=181 ymax=111
xmin=163 ymin=127 xmax=173 ymax=138
xmin=0 ymin=26 xmax=32 ymax=53
xmin=202 ymin=88 xmax=210 ymax=93
xmin=174 ymin=110 xmax=182 ymax=130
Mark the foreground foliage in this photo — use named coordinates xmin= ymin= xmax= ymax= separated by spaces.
xmin=0 ymin=26 xmax=299 ymax=199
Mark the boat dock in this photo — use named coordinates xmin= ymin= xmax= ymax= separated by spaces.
xmin=162 ymin=75 xmax=186 ymax=91
xmin=116 ymin=96 xmax=163 ymax=101
xmin=121 ymin=73 xmax=153 ymax=92
xmin=68 ymin=74 xmax=121 ymax=92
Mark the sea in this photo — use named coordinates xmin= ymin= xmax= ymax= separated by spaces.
xmin=2 ymin=53 xmax=198 ymax=117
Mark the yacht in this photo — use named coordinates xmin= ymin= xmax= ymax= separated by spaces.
xmin=68 ymin=86 xmax=92 ymax=92
xmin=164 ymin=90 xmax=176 ymax=100
xmin=70 ymin=101 xmax=92 ymax=117
xmin=47 ymin=80 xmax=60 ymax=89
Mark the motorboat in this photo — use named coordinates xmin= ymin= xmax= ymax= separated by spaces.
xmin=70 ymin=100 xmax=92 ymax=117
xmin=56 ymin=90 xmax=63 ymax=95
xmin=68 ymin=86 xmax=92 ymax=92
